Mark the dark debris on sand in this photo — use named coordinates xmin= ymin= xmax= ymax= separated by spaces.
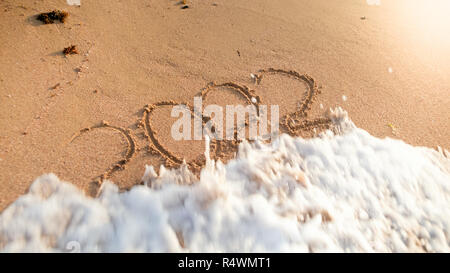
xmin=63 ymin=45 xmax=78 ymax=55
xmin=37 ymin=10 xmax=68 ymax=24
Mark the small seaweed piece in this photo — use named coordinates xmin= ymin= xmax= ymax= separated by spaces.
xmin=63 ymin=45 xmax=78 ymax=55
xmin=37 ymin=10 xmax=69 ymax=24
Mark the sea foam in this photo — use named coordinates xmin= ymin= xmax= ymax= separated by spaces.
xmin=0 ymin=109 xmax=449 ymax=252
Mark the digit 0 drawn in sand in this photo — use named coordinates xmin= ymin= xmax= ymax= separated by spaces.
xmin=253 ymin=68 xmax=332 ymax=136
xmin=69 ymin=121 xmax=137 ymax=196
xmin=138 ymin=101 xmax=218 ymax=172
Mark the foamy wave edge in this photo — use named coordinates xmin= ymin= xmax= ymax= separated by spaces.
xmin=1 ymin=108 xmax=450 ymax=252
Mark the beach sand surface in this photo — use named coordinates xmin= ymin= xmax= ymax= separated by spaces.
xmin=0 ymin=0 xmax=449 ymax=210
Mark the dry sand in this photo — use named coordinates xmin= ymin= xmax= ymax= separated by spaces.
xmin=0 ymin=0 xmax=449 ymax=210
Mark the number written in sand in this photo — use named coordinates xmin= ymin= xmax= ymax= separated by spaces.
xmin=68 ymin=69 xmax=332 ymax=195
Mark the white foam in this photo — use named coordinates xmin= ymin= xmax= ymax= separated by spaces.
xmin=1 ymin=109 xmax=449 ymax=252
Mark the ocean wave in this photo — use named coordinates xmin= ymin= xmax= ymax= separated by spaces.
xmin=1 ymin=109 xmax=449 ymax=252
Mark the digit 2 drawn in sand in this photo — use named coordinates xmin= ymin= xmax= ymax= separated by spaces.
xmin=199 ymin=81 xmax=263 ymax=161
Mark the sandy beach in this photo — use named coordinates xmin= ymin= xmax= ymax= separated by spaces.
xmin=1 ymin=0 xmax=449 ymax=212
